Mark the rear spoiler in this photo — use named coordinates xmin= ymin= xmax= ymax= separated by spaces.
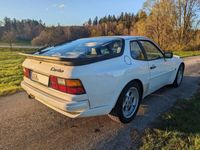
xmin=19 ymin=52 xmax=108 ymax=66
xmin=18 ymin=52 xmax=83 ymax=66
xmin=19 ymin=52 xmax=63 ymax=61
xmin=18 ymin=52 xmax=122 ymax=66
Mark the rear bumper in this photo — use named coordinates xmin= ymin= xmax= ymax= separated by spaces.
xmin=21 ymin=81 xmax=90 ymax=118
xmin=21 ymin=80 xmax=112 ymax=118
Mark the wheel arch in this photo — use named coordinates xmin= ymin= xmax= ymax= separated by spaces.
xmin=180 ymin=62 xmax=185 ymax=70
xmin=176 ymin=62 xmax=185 ymax=76
xmin=132 ymin=79 xmax=144 ymax=97
xmin=111 ymin=79 xmax=144 ymax=113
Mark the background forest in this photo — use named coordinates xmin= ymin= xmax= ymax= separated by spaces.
xmin=0 ymin=0 xmax=200 ymax=51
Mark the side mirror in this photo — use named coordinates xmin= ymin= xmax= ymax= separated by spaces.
xmin=164 ymin=51 xmax=173 ymax=58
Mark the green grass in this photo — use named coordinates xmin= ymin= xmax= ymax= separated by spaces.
xmin=0 ymin=48 xmax=36 ymax=96
xmin=174 ymin=50 xmax=200 ymax=57
xmin=0 ymin=40 xmax=31 ymax=46
xmin=139 ymin=88 xmax=200 ymax=150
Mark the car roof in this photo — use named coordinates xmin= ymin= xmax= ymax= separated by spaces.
xmin=81 ymin=36 xmax=150 ymax=41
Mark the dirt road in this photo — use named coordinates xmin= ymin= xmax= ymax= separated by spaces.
xmin=0 ymin=56 xmax=200 ymax=150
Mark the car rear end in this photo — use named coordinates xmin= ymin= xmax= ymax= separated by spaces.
xmin=21 ymin=58 xmax=90 ymax=118
xmin=21 ymin=37 xmax=124 ymax=118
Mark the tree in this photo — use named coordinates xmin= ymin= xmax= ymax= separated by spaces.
xmin=134 ymin=0 xmax=177 ymax=49
xmin=146 ymin=0 xmax=177 ymax=49
xmin=133 ymin=0 xmax=200 ymax=50
xmin=31 ymin=30 xmax=49 ymax=46
xmin=174 ymin=0 xmax=200 ymax=49
xmin=2 ymin=31 xmax=16 ymax=49
xmin=0 ymin=21 xmax=4 ymax=38
xmin=0 ymin=17 xmax=44 ymax=42
xmin=93 ymin=16 xmax=98 ymax=25
xmin=32 ymin=26 xmax=89 ymax=46
xmin=88 ymin=18 xmax=92 ymax=26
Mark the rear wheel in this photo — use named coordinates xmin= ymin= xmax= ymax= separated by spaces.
xmin=173 ymin=64 xmax=184 ymax=87
xmin=109 ymin=82 xmax=142 ymax=123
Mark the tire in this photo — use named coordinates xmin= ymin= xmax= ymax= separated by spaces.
xmin=173 ymin=64 xmax=184 ymax=88
xmin=109 ymin=81 xmax=142 ymax=124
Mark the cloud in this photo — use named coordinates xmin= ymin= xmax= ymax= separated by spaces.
xmin=45 ymin=3 xmax=65 ymax=11
xmin=58 ymin=4 xmax=65 ymax=9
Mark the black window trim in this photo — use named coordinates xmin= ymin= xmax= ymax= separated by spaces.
xmin=129 ymin=40 xmax=148 ymax=61
xmin=138 ymin=40 xmax=165 ymax=61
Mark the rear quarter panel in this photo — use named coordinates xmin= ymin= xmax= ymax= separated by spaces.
xmin=71 ymin=40 xmax=150 ymax=112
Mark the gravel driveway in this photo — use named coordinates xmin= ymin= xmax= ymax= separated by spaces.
xmin=0 ymin=56 xmax=200 ymax=150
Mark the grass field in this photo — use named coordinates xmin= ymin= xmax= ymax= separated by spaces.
xmin=0 ymin=40 xmax=31 ymax=46
xmin=0 ymin=48 xmax=36 ymax=96
xmin=0 ymin=49 xmax=200 ymax=96
xmin=139 ymin=88 xmax=200 ymax=150
xmin=174 ymin=50 xmax=200 ymax=57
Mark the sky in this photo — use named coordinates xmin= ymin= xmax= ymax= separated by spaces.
xmin=0 ymin=0 xmax=146 ymax=26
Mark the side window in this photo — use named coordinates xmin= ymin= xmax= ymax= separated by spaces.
xmin=140 ymin=41 xmax=163 ymax=60
xmin=99 ymin=40 xmax=122 ymax=55
xmin=99 ymin=46 xmax=110 ymax=55
xmin=130 ymin=41 xmax=145 ymax=60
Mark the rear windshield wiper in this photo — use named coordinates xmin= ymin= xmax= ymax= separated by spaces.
xmin=37 ymin=40 xmax=73 ymax=55
xmin=36 ymin=45 xmax=53 ymax=54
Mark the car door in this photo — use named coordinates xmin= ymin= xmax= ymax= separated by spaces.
xmin=129 ymin=41 xmax=150 ymax=96
xmin=139 ymin=40 xmax=172 ymax=93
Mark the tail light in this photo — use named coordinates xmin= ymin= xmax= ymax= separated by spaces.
xmin=23 ymin=68 xmax=30 ymax=78
xmin=50 ymin=76 xmax=86 ymax=95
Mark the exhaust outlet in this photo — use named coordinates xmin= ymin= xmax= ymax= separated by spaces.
xmin=28 ymin=94 xmax=35 ymax=99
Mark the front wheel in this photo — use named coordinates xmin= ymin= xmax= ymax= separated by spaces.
xmin=173 ymin=64 xmax=184 ymax=87
xmin=109 ymin=82 xmax=142 ymax=123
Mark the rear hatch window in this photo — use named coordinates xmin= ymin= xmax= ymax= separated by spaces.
xmin=36 ymin=37 xmax=124 ymax=59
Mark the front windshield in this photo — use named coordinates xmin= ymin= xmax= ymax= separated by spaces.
xmin=37 ymin=37 xmax=123 ymax=59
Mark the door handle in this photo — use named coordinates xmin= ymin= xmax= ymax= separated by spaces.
xmin=150 ymin=65 xmax=156 ymax=70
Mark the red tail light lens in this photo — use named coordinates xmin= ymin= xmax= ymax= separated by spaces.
xmin=23 ymin=68 xmax=30 ymax=78
xmin=50 ymin=76 xmax=59 ymax=89
xmin=50 ymin=76 xmax=86 ymax=95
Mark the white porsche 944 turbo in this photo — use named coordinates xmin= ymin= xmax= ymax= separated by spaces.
xmin=21 ymin=36 xmax=184 ymax=123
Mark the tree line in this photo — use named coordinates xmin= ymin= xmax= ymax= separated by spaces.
xmin=0 ymin=0 xmax=200 ymax=50
xmin=85 ymin=0 xmax=200 ymax=50
xmin=0 ymin=17 xmax=45 ymax=47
